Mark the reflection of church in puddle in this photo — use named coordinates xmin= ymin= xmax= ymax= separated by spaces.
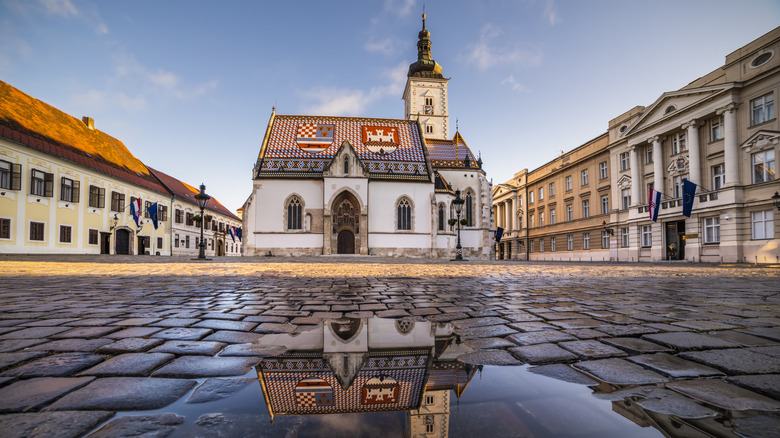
xmin=255 ymin=318 xmax=480 ymax=436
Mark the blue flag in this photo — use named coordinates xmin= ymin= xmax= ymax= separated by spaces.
xmin=147 ymin=202 xmax=159 ymax=230
xmin=682 ymin=179 xmax=697 ymax=217
xmin=235 ymin=227 xmax=242 ymax=242
xmin=495 ymin=227 xmax=504 ymax=243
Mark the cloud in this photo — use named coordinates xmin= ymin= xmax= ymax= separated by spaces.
xmin=464 ymin=24 xmax=543 ymax=71
xmin=71 ymin=89 xmax=147 ymax=112
xmin=364 ymin=36 xmax=397 ymax=55
xmin=501 ymin=75 xmax=529 ymax=92
xmin=95 ymin=22 xmax=109 ymax=35
xmin=384 ymin=0 xmax=415 ymax=17
xmin=543 ymin=0 xmax=560 ymax=25
xmin=38 ymin=0 xmax=78 ymax=18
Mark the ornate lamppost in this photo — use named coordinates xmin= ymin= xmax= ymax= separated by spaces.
xmin=452 ymin=189 xmax=465 ymax=261
xmin=195 ymin=183 xmax=211 ymax=260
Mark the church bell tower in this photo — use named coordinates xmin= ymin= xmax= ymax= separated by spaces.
xmin=403 ymin=13 xmax=450 ymax=140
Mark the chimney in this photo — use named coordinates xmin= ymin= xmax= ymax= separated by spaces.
xmin=82 ymin=116 xmax=95 ymax=130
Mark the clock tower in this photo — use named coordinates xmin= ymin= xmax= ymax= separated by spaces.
xmin=403 ymin=13 xmax=450 ymax=140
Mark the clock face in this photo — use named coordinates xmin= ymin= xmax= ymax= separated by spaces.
xmin=424 ymin=105 xmax=433 ymax=115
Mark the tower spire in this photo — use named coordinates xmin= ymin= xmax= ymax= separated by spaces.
xmin=408 ymin=12 xmax=443 ymax=78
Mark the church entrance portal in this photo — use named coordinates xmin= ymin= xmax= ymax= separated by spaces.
xmin=337 ymin=230 xmax=355 ymax=254
xmin=331 ymin=194 xmax=360 ymax=255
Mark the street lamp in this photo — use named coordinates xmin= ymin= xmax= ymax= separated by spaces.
xmin=772 ymin=192 xmax=780 ymax=211
xmin=452 ymin=189 xmax=465 ymax=261
xmin=194 ymin=183 xmax=211 ymax=260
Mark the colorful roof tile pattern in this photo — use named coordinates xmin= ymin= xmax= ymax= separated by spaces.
xmin=148 ymin=167 xmax=239 ymax=220
xmin=256 ymin=115 xmax=431 ymax=181
xmin=426 ymin=131 xmax=479 ymax=169
xmin=0 ymin=80 xmax=167 ymax=195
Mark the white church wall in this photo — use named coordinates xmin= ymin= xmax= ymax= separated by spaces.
xmin=252 ymin=179 xmax=323 ymax=232
xmin=367 ymin=181 xmax=433 ymax=233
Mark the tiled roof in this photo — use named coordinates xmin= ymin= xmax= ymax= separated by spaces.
xmin=426 ymin=131 xmax=479 ymax=169
xmin=256 ymin=114 xmax=431 ymax=181
xmin=0 ymin=80 xmax=167 ymax=195
xmin=149 ymin=167 xmax=239 ymax=221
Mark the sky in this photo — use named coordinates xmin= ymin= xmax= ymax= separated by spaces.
xmin=1 ymin=0 xmax=778 ymax=213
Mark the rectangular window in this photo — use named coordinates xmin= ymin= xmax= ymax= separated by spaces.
xmin=751 ymin=210 xmax=774 ymax=239
xmin=619 ymin=152 xmax=630 ymax=171
xmin=175 ymin=209 xmax=183 ymax=224
xmin=59 ymin=225 xmax=72 ymax=243
xmin=565 ymin=176 xmax=572 ymax=191
xmin=599 ymin=161 xmax=608 ymax=179
xmin=426 ymin=424 xmax=434 ymax=433
xmin=185 ymin=235 xmax=190 ymax=248
xmin=550 ymin=237 xmax=556 ymax=252
xmin=60 ymin=177 xmax=79 ymax=203
xmin=710 ymin=116 xmax=723 ymax=141
xmin=646 ymin=146 xmax=653 ymax=164
xmin=144 ymin=201 xmax=152 ymax=219
xmin=529 ymin=239 xmax=534 ymax=253
xmin=703 ymin=217 xmax=720 ymax=244
xmin=673 ymin=175 xmax=689 ymax=198
xmin=582 ymin=199 xmax=590 ymax=218
xmin=88 ymin=185 xmax=105 ymax=208
xmin=159 ymin=205 xmax=168 ymax=221
xmin=601 ymin=231 xmax=610 ymax=249
xmin=600 ymin=195 xmax=609 ymax=215
xmin=30 ymin=221 xmax=44 ymax=241
xmin=566 ymin=204 xmax=573 ymax=221
xmin=751 ymin=92 xmax=774 ymax=126
xmin=539 ymin=212 xmax=544 ymax=227
xmin=157 ymin=237 xmax=163 ymax=249
xmin=567 ymin=234 xmax=573 ymax=251
xmin=583 ymin=232 xmax=590 ymax=250
xmin=0 ymin=218 xmax=10 ymax=239
xmin=622 ymin=189 xmax=631 ymax=210
xmin=581 ymin=169 xmax=589 ymax=186
xmin=186 ymin=212 xmax=194 ymax=226
xmin=0 ymin=160 xmax=22 ymax=190
xmin=111 ymin=191 xmax=125 ymax=212
xmin=671 ymin=132 xmax=687 ymax=155
xmin=539 ymin=187 xmax=543 ymax=201
xmin=30 ymin=169 xmax=53 ymax=197
xmin=539 ymin=239 xmax=544 ymax=252
xmin=712 ymin=164 xmax=725 ymax=191
xmin=425 ymin=395 xmax=435 ymax=405
xmin=529 ymin=191 xmax=534 ymax=203
xmin=641 ymin=225 xmax=652 ymax=247
xmin=175 ymin=234 xmax=180 ymax=248
xmin=529 ymin=215 xmax=534 ymax=228
xmin=752 ymin=150 xmax=775 ymax=183
xmin=88 ymin=229 xmax=98 ymax=245
xmin=621 ymin=227 xmax=629 ymax=248
xmin=549 ymin=182 xmax=555 ymax=197
xmin=550 ymin=208 xmax=556 ymax=225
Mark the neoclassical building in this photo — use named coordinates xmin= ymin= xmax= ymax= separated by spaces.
xmin=243 ymin=15 xmax=493 ymax=258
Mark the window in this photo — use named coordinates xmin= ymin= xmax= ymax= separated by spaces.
xmin=752 ymin=150 xmax=775 ymax=183
xmin=710 ymin=117 xmax=723 ymax=141
xmin=550 ymin=237 xmax=556 ymax=252
xmin=426 ymin=424 xmax=434 ymax=433
xmin=583 ymin=233 xmax=590 ymax=250
xmin=529 ymin=191 xmax=534 ymax=203
xmin=539 ymin=239 xmax=544 ymax=252
xmin=582 ymin=199 xmax=590 ymax=218
xmin=0 ymin=218 xmax=10 ymax=239
xmin=581 ymin=169 xmax=589 ymax=186
xmin=397 ymin=198 xmax=412 ymax=230
xmin=425 ymin=97 xmax=433 ymax=106
xmin=620 ymin=152 xmax=630 ymax=171
xmin=529 ymin=215 xmax=534 ymax=228
xmin=88 ymin=185 xmax=105 ymax=208
xmin=60 ymin=177 xmax=79 ymax=203
xmin=30 ymin=221 xmax=44 ymax=241
xmin=621 ymin=227 xmax=629 ymax=248
xmin=529 ymin=239 xmax=534 ymax=253
xmin=622 ymin=189 xmax=631 ymax=210
xmin=601 ymin=231 xmax=610 ymax=249
xmin=703 ymin=217 xmax=720 ymax=244
xmin=343 ymin=156 xmax=349 ymax=174
xmin=0 ymin=160 xmax=21 ymax=190
xmin=549 ymin=182 xmax=555 ymax=197
xmin=550 ymin=208 xmax=556 ymax=225
xmin=426 ymin=395 xmax=434 ymax=405
xmin=465 ymin=191 xmax=474 ymax=226
xmin=539 ymin=187 xmax=544 ymax=201
xmin=539 ymin=212 xmax=544 ymax=227
xmin=59 ymin=225 xmax=72 ymax=243
xmin=751 ymin=92 xmax=774 ymax=125
xmin=438 ymin=204 xmax=445 ymax=231
xmin=158 ymin=205 xmax=168 ymax=221
xmin=565 ymin=176 xmax=572 ymax=191
xmin=752 ymin=210 xmax=774 ymax=239
xmin=185 ymin=235 xmax=190 ymax=248
xmin=186 ymin=212 xmax=194 ymax=226
xmin=646 ymin=146 xmax=653 ymax=164
xmin=567 ymin=234 xmax=573 ymax=251
xmin=641 ymin=225 xmax=652 ymax=247
xmin=712 ymin=164 xmax=725 ymax=191
xmin=111 ymin=192 xmax=125 ymax=212
xmin=599 ymin=161 xmax=608 ymax=179
xmin=219 ymin=222 xmax=225 ymax=232
xmin=752 ymin=52 xmax=773 ymax=67
xmin=425 ymin=125 xmax=433 ymax=134
xmin=88 ymin=229 xmax=98 ymax=245
xmin=175 ymin=234 xmax=180 ymax=248
xmin=600 ymin=195 xmax=609 ymax=215
xmin=287 ymin=197 xmax=302 ymax=230
xmin=157 ymin=237 xmax=163 ymax=249
xmin=30 ymin=169 xmax=53 ymax=197
xmin=673 ymin=175 xmax=689 ymax=198
xmin=175 ymin=209 xmax=183 ymax=223
xmin=671 ymin=132 xmax=686 ymax=155
xmin=144 ymin=201 xmax=152 ymax=219
xmin=566 ymin=204 xmax=573 ymax=221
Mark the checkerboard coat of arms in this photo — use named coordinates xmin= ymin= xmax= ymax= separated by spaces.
xmin=296 ymin=124 xmax=334 ymax=154
xmin=362 ymin=126 xmax=398 ymax=155
xmin=295 ymin=377 xmax=334 ymax=407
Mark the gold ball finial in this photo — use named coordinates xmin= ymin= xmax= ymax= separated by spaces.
xmin=422 ymin=13 xmax=426 ymax=20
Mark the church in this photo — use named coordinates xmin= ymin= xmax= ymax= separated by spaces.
xmin=242 ymin=15 xmax=493 ymax=258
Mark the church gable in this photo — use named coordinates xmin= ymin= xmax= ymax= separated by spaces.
xmin=426 ymin=132 xmax=479 ymax=169
xmin=322 ymin=140 xmax=369 ymax=178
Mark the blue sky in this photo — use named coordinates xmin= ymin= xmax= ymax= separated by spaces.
xmin=2 ymin=0 xmax=778 ymax=212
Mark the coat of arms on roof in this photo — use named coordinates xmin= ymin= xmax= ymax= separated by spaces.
xmin=362 ymin=126 xmax=398 ymax=155
xmin=296 ymin=124 xmax=334 ymax=154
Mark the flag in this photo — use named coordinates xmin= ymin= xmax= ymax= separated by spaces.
xmin=235 ymin=227 xmax=242 ymax=242
xmin=649 ymin=188 xmax=661 ymax=222
xmin=147 ymin=202 xmax=159 ymax=230
xmin=495 ymin=227 xmax=504 ymax=243
xmin=130 ymin=198 xmax=142 ymax=227
xmin=228 ymin=226 xmax=236 ymax=242
xmin=682 ymin=179 xmax=697 ymax=217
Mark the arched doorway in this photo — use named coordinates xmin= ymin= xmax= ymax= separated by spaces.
xmin=115 ymin=229 xmax=130 ymax=255
xmin=332 ymin=195 xmax=359 ymax=254
xmin=217 ymin=239 xmax=224 ymax=256
xmin=337 ymin=229 xmax=355 ymax=254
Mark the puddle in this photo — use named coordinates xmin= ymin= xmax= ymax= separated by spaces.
xmin=84 ymin=317 xmax=779 ymax=437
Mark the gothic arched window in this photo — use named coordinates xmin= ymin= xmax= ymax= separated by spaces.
xmin=287 ymin=197 xmax=302 ymax=230
xmin=397 ymin=198 xmax=412 ymax=231
xmin=343 ymin=156 xmax=349 ymax=175
xmin=438 ymin=203 xmax=445 ymax=231
xmin=465 ymin=191 xmax=474 ymax=226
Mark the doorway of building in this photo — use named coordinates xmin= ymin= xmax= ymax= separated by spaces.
xmin=217 ymin=239 xmax=224 ymax=256
xmin=115 ymin=229 xmax=130 ymax=255
xmin=100 ymin=232 xmax=111 ymax=254
xmin=137 ymin=236 xmax=150 ymax=255
xmin=665 ymin=220 xmax=686 ymax=260
xmin=337 ymin=229 xmax=355 ymax=254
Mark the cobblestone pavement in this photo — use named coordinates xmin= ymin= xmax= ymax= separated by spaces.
xmin=0 ymin=255 xmax=778 ymax=437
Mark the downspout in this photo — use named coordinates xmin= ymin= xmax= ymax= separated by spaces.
xmin=169 ymin=195 xmax=175 ymax=256
xmin=525 ymin=185 xmax=529 ymax=261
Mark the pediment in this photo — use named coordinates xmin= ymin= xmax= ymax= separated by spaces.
xmin=623 ymin=84 xmax=733 ymax=137
xmin=617 ymin=174 xmax=632 ymax=189
xmin=322 ymin=140 xmax=369 ymax=178
xmin=740 ymin=130 xmax=780 ymax=152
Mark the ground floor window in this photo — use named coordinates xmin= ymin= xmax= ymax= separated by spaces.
xmin=529 ymin=240 xmax=534 ymax=253
xmin=59 ymin=225 xmax=72 ymax=243
xmin=175 ymin=234 xmax=179 ymax=248
xmin=601 ymin=231 xmax=610 ymax=249
xmin=550 ymin=237 xmax=556 ymax=252
xmin=751 ymin=210 xmax=774 ymax=239
xmin=539 ymin=239 xmax=544 ymax=252
xmin=621 ymin=227 xmax=629 ymax=248
xmin=185 ymin=235 xmax=190 ymax=248
xmin=157 ymin=237 xmax=163 ymax=249
xmin=641 ymin=225 xmax=652 ymax=247
xmin=703 ymin=217 xmax=720 ymax=244
xmin=30 ymin=221 xmax=44 ymax=241
xmin=567 ymin=234 xmax=573 ymax=251
xmin=0 ymin=218 xmax=10 ymax=239
xmin=583 ymin=232 xmax=590 ymax=250
xmin=88 ymin=229 xmax=98 ymax=245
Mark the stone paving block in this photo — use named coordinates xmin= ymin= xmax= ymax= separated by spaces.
xmin=72 ymin=318 xmax=123 ymax=326
xmin=359 ymin=304 xmax=388 ymax=311
xmin=601 ymin=386 xmax=718 ymax=419
xmin=573 ymin=358 xmax=668 ymax=385
xmin=0 ymin=376 xmax=94 ymax=413
xmin=96 ymin=338 xmax=164 ymax=354
xmin=642 ymin=332 xmax=738 ymax=351
xmin=86 ymin=413 xmax=184 ymax=438
xmin=500 ymin=312 xmax=543 ymax=322
xmin=106 ymin=327 xmax=164 ymax=339
xmin=563 ymin=329 xmax=608 ymax=340
xmin=409 ymin=308 xmax=440 ymax=316
xmin=21 ymin=318 xmax=78 ymax=327
xmin=679 ymin=349 xmax=780 ymax=374
xmin=193 ymin=319 xmax=258 ymax=332
xmin=710 ymin=331 xmax=779 ymax=346
xmin=507 ymin=322 xmax=558 ymax=332
xmin=27 ymin=338 xmax=114 ymax=352
xmin=0 ymin=352 xmax=103 ymax=378
xmin=0 ymin=326 xmax=72 ymax=340
xmin=150 ymin=341 xmax=227 ymax=356
xmin=600 ymin=337 xmax=672 ymax=354
xmin=376 ymin=309 xmax=411 ymax=319
xmin=218 ymin=344 xmax=287 ymax=357
xmin=0 ymin=339 xmax=47 ymax=353
xmin=559 ymin=340 xmax=627 ymax=359
xmin=549 ymin=319 xmax=604 ymax=329
xmin=506 ymin=330 xmax=577 ymax=346
xmin=204 ymin=331 xmax=263 ymax=344
xmin=152 ymin=356 xmax=260 ymax=378
xmin=463 ymin=337 xmax=517 ymax=349
xmin=50 ymin=326 xmax=119 ymax=339
xmin=645 ymin=323 xmax=690 ymax=332
xmin=456 ymin=350 xmax=523 ymax=366
xmin=527 ymin=363 xmax=599 ymax=385
xmin=595 ymin=325 xmax=660 ymax=337
xmin=627 ymin=353 xmax=724 ymax=378
xmin=289 ymin=317 xmax=322 ymax=325
xmin=111 ymin=317 xmax=162 ymax=326
xmin=737 ymin=327 xmax=780 ymax=342
xmin=459 ymin=324 xmax=517 ymax=339
xmin=427 ymin=312 xmax=469 ymax=322
xmin=261 ymin=310 xmax=310 ymax=317
xmin=243 ymin=315 xmax=288 ymax=323
xmin=666 ymin=379 xmax=780 ymax=412
xmin=310 ymin=312 xmax=343 ymax=319
xmin=748 ymin=345 xmax=780 ymax=358
xmin=452 ymin=317 xmax=510 ymax=329
xmin=728 ymin=374 xmax=780 ymax=400
xmin=46 ymin=377 xmax=196 ymax=410
xmin=78 ymin=353 xmax=175 ymax=377
xmin=733 ymin=416 xmax=780 ymax=438
xmin=187 ymin=378 xmax=257 ymax=403
xmin=508 ymin=343 xmax=578 ymax=364
xmin=152 ymin=327 xmax=213 ymax=341
xmin=254 ymin=323 xmax=297 ymax=334
xmin=0 ymin=411 xmax=114 ymax=438
xmin=670 ymin=320 xmax=737 ymax=331
xmin=343 ymin=311 xmax=376 ymax=319
xmin=201 ymin=312 xmax=247 ymax=320
xmin=152 ymin=318 xmax=201 ymax=327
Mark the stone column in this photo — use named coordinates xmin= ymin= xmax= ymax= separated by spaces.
xmin=683 ymin=120 xmax=701 ymax=190
xmin=651 ymin=136 xmax=664 ymax=197
xmin=630 ymin=145 xmax=640 ymax=206
xmin=719 ymin=103 xmax=739 ymax=187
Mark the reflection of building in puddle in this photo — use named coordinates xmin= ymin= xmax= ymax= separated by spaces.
xmin=255 ymin=317 xmax=480 ymax=436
